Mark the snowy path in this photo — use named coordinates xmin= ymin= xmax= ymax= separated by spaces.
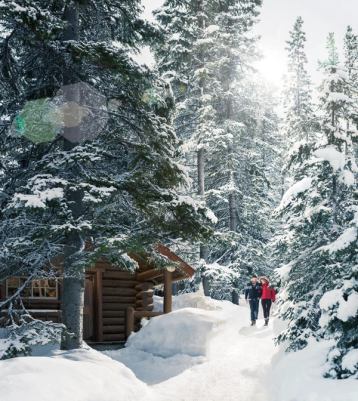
xmin=2 ymin=297 xmax=357 ymax=401
xmin=153 ymin=304 xmax=276 ymax=401
xmin=107 ymin=301 xmax=278 ymax=401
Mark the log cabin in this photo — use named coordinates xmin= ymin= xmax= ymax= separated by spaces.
xmin=0 ymin=244 xmax=195 ymax=344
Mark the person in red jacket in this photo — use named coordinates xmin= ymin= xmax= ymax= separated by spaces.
xmin=260 ymin=276 xmax=276 ymax=326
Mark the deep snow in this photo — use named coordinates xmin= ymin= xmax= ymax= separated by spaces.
xmin=0 ymin=291 xmax=357 ymax=401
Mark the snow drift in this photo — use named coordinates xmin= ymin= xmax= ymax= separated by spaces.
xmin=126 ymin=307 xmax=223 ymax=358
xmin=0 ymin=347 xmax=149 ymax=401
xmin=154 ymin=288 xmax=223 ymax=312
xmin=268 ymin=339 xmax=358 ymax=401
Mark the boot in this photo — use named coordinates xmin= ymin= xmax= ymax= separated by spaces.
xmin=264 ymin=318 xmax=269 ymax=326
xmin=250 ymin=320 xmax=255 ymax=326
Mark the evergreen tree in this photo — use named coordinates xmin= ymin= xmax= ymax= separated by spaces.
xmin=154 ymin=0 xmax=282 ymax=299
xmin=344 ymin=26 xmax=358 ymax=159
xmin=317 ymin=33 xmax=358 ymax=379
xmin=282 ymin=17 xmax=315 ymax=145
xmin=276 ymin=32 xmax=358 ymax=379
xmin=0 ymin=0 xmax=212 ymax=351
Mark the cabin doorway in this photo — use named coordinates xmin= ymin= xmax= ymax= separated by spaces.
xmin=83 ymin=274 xmax=95 ymax=341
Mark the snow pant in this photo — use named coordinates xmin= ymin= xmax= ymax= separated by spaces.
xmin=249 ymin=299 xmax=260 ymax=321
xmin=261 ymin=299 xmax=272 ymax=319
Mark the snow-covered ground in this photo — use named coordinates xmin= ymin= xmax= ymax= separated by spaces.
xmin=1 ymin=291 xmax=357 ymax=401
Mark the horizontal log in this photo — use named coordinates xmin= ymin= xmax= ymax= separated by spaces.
xmin=22 ymin=301 xmax=61 ymax=310
xmin=93 ymin=260 xmax=111 ymax=269
xmin=135 ymin=299 xmax=153 ymax=308
xmin=133 ymin=310 xmax=160 ymax=318
xmin=102 ymin=279 xmax=137 ymax=288
xmin=102 ymin=333 xmax=126 ymax=342
xmin=1 ymin=309 xmax=61 ymax=315
xmin=135 ymin=306 xmax=154 ymax=312
xmin=103 ymin=287 xmax=137 ymax=296
xmin=103 ymin=271 xmax=134 ymax=280
xmin=135 ymin=282 xmax=154 ymax=291
xmin=103 ymin=303 xmax=134 ymax=311
xmin=135 ymin=289 xmax=154 ymax=298
xmin=136 ymin=269 xmax=162 ymax=282
xmin=103 ymin=325 xmax=125 ymax=334
xmin=103 ymin=317 xmax=125 ymax=325
xmin=102 ymin=310 xmax=125 ymax=318
xmin=31 ymin=313 xmax=61 ymax=323
xmin=103 ymin=296 xmax=136 ymax=303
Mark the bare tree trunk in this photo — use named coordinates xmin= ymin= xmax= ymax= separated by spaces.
xmin=197 ymin=148 xmax=210 ymax=295
xmin=197 ymin=147 xmax=205 ymax=197
xmin=60 ymin=0 xmax=85 ymax=351
xmin=229 ymin=192 xmax=237 ymax=231
xmin=61 ymin=273 xmax=85 ymax=349
xmin=227 ymin=94 xmax=238 ymax=232
xmin=195 ymin=0 xmax=210 ymax=296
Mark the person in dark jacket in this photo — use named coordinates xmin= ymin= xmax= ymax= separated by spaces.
xmin=260 ymin=276 xmax=276 ymax=326
xmin=245 ymin=274 xmax=262 ymax=326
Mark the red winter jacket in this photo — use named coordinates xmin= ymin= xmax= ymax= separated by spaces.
xmin=261 ymin=283 xmax=276 ymax=301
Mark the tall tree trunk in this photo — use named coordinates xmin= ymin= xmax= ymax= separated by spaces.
xmin=197 ymin=147 xmax=210 ymax=295
xmin=229 ymin=191 xmax=237 ymax=231
xmin=227 ymin=91 xmax=238 ymax=232
xmin=60 ymin=0 xmax=85 ymax=351
xmin=196 ymin=0 xmax=210 ymax=296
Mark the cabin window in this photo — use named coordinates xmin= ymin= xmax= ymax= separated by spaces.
xmin=6 ymin=278 xmax=58 ymax=299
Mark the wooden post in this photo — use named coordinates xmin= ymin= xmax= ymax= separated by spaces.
xmin=126 ymin=307 xmax=135 ymax=339
xmin=163 ymin=269 xmax=172 ymax=313
xmin=95 ymin=269 xmax=103 ymax=342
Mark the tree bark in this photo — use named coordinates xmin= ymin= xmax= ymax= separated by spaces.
xmin=197 ymin=147 xmax=210 ymax=295
xmin=229 ymin=192 xmax=237 ymax=231
xmin=231 ymin=290 xmax=239 ymax=305
xmin=61 ymin=275 xmax=85 ymax=349
xmin=197 ymin=148 xmax=210 ymax=296
xmin=226 ymin=95 xmax=238 ymax=232
xmin=60 ymin=1 xmax=85 ymax=351
xmin=197 ymin=147 xmax=205 ymax=197
xmin=195 ymin=0 xmax=210 ymax=296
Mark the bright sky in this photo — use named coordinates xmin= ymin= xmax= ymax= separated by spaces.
xmin=142 ymin=0 xmax=358 ymax=88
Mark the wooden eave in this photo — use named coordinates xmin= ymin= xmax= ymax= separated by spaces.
xmin=129 ymin=243 xmax=195 ymax=285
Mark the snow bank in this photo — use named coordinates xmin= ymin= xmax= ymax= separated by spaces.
xmin=173 ymin=289 xmax=224 ymax=311
xmin=105 ymin=290 xmax=228 ymax=385
xmin=0 ymin=347 xmax=149 ymax=401
xmin=154 ymin=288 xmax=225 ymax=312
xmin=268 ymin=340 xmax=358 ymax=401
xmin=126 ymin=308 xmax=223 ymax=358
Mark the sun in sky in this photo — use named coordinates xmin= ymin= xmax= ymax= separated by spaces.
xmin=254 ymin=47 xmax=287 ymax=88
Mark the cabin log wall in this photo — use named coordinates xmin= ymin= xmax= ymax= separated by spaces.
xmin=0 ymin=245 xmax=194 ymax=343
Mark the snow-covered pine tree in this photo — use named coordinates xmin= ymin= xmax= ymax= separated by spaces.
xmin=282 ymin=17 xmax=315 ymax=147
xmin=317 ymin=34 xmax=358 ymax=379
xmin=154 ymin=0 xmax=279 ymax=299
xmin=205 ymin=77 xmax=281 ymax=298
xmin=344 ymin=26 xmax=358 ymax=161
xmin=276 ymin=32 xmax=358 ymax=379
xmin=0 ymin=0 xmax=213 ymax=352
xmin=154 ymin=0 xmax=217 ymax=295
xmin=273 ymin=17 xmax=317 ymax=271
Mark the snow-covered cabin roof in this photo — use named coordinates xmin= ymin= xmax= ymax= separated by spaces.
xmin=129 ymin=243 xmax=195 ymax=285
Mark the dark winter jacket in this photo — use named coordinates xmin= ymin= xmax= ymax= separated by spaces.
xmin=261 ymin=283 xmax=276 ymax=302
xmin=244 ymin=282 xmax=262 ymax=300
